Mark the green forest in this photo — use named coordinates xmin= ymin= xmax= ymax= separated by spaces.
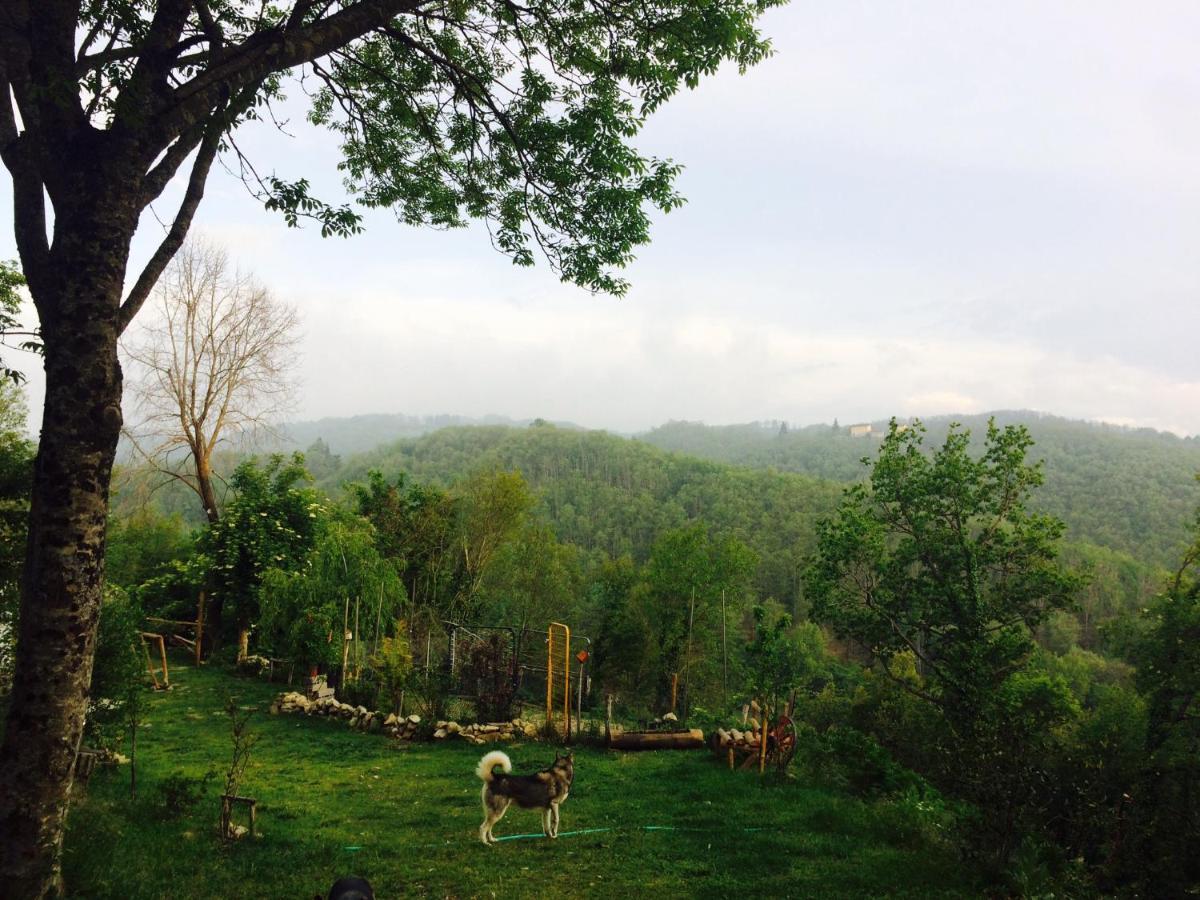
xmin=41 ymin=399 xmax=1192 ymax=894
xmin=642 ymin=412 xmax=1200 ymax=568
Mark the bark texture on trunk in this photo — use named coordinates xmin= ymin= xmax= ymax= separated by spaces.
xmin=0 ymin=194 xmax=133 ymax=896
xmin=197 ymin=456 xmax=221 ymax=525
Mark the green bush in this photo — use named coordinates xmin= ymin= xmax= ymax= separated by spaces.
xmin=798 ymin=723 xmax=926 ymax=798
xmin=156 ymin=770 xmax=215 ymax=818
xmin=873 ymin=786 xmax=957 ymax=850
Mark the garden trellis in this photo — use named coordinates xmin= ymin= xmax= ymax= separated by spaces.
xmin=442 ymin=619 xmax=593 ymax=734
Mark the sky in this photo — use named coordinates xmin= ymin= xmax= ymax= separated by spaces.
xmin=4 ymin=1 xmax=1200 ymax=436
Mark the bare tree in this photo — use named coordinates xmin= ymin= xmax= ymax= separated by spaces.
xmin=123 ymin=239 xmax=300 ymax=524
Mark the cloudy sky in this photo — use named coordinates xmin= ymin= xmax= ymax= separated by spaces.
xmin=5 ymin=1 xmax=1200 ymax=435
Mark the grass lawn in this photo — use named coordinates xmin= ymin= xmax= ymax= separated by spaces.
xmin=63 ymin=658 xmax=981 ymax=898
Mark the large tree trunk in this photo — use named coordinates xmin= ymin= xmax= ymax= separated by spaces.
xmin=0 ymin=197 xmax=133 ymax=896
xmin=192 ymin=451 xmax=220 ymax=528
xmin=196 ymin=455 xmax=224 ymax=653
xmin=196 ymin=453 xmax=220 ymax=525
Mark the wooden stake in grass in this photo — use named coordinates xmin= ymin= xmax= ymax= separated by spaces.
xmin=720 ymin=589 xmax=728 ymax=708
xmin=354 ymin=597 xmax=361 ymax=681
xmin=139 ymin=633 xmax=168 ymax=689
xmin=195 ymin=592 xmax=205 ymax=667
xmin=758 ymin=703 xmax=769 ymax=775
xmin=373 ymin=582 xmax=384 ymax=657
xmin=576 ymin=659 xmax=585 ymax=736
xmin=681 ymin=588 xmax=695 ymax=717
xmin=341 ymin=596 xmax=351 ymax=684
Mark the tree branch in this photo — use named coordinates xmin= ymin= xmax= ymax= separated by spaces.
xmin=118 ymin=116 xmax=224 ymax=333
xmin=140 ymin=120 xmax=210 ymax=205
xmin=78 ymin=35 xmax=208 ymax=76
xmin=192 ymin=0 xmax=225 ymax=56
xmin=160 ymin=0 xmax=423 ymax=144
xmin=118 ymin=0 xmax=193 ymax=120
xmin=0 ymin=69 xmax=50 ymax=295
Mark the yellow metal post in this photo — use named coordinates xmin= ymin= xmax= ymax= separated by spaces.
xmin=548 ymin=622 xmax=571 ymax=738
xmin=546 ymin=631 xmax=554 ymax=731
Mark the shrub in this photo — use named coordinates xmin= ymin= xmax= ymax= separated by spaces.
xmin=410 ymin=668 xmax=454 ymax=727
xmin=86 ymin=587 xmax=144 ymax=750
xmin=370 ymin=633 xmax=413 ymax=714
xmin=157 ymin=770 xmax=216 ymax=818
xmin=798 ymin=723 xmax=925 ymax=798
xmin=874 ymin=786 xmax=957 ymax=850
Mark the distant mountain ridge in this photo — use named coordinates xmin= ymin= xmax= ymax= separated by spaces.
xmin=276 ymin=412 xmax=585 ymax=457
xmin=122 ymin=407 xmax=1199 ymax=570
xmin=638 ymin=410 xmax=1200 ymax=567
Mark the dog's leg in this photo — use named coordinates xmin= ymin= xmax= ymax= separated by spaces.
xmin=481 ymin=808 xmax=499 ymax=845
xmin=480 ymin=784 xmax=494 ymax=845
xmin=550 ymin=802 xmax=560 ymax=838
xmin=485 ymin=798 xmax=510 ymax=844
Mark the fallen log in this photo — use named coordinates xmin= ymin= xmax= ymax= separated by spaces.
xmin=609 ymin=728 xmax=705 ymax=750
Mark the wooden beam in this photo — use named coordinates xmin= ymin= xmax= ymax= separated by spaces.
xmin=609 ymin=728 xmax=705 ymax=751
xmin=195 ymin=591 xmax=205 ymax=667
xmin=139 ymin=632 xmax=169 ymax=688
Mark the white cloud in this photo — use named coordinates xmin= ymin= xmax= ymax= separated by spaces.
xmin=285 ymin=288 xmax=1200 ymax=436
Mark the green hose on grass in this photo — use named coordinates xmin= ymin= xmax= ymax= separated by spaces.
xmin=402 ymin=823 xmax=770 ymax=850
xmin=493 ymin=824 xmax=769 ymax=842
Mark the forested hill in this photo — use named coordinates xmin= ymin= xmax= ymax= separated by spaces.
xmin=318 ymin=423 xmax=843 ymax=604
xmin=641 ymin=412 xmax=1200 ymax=567
xmin=117 ymin=408 xmax=1199 ymax=578
xmin=113 ymin=417 xmax=1168 ymax=621
xmin=278 ymin=412 xmax=583 ymax=457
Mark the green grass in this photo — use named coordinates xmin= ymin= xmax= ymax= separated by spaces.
xmin=64 ymin=659 xmax=980 ymax=898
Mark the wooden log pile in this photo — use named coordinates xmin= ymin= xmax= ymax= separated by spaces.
xmin=712 ymin=722 xmax=763 ymax=752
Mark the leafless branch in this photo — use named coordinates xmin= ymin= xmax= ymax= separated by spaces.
xmin=122 ymin=237 xmax=301 ymax=522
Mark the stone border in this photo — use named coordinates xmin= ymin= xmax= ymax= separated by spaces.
xmin=269 ymin=691 xmax=540 ymax=743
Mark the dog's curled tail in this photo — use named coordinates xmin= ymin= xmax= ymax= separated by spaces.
xmin=476 ymin=750 xmax=512 ymax=782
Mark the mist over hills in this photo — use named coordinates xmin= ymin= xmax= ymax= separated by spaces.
xmin=277 ymin=413 xmax=586 ymax=457
xmin=292 ymin=409 xmax=1198 ymax=566
xmin=114 ymin=408 xmax=1200 ymax=574
xmin=638 ymin=411 xmax=1200 ymax=567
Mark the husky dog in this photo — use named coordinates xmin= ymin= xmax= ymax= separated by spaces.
xmin=476 ymin=749 xmax=574 ymax=845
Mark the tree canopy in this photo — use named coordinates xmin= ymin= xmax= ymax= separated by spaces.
xmin=806 ymin=419 xmax=1079 ymax=716
xmin=6 ymin=0 xmax=782 ymax=310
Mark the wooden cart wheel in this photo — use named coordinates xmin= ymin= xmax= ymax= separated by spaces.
xmin=769 ymin=714 xmax=798 ymax=773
